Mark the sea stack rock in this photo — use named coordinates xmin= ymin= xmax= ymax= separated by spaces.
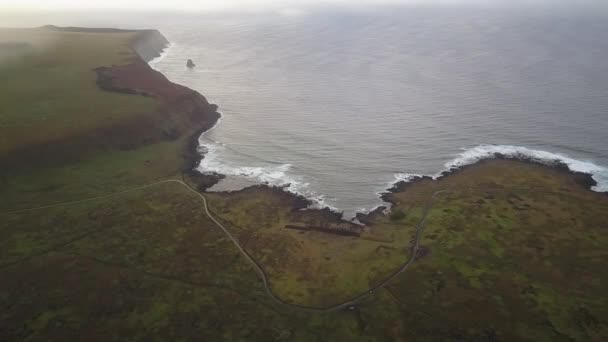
xmin=187 ymin=59 xmax=196 ymax=68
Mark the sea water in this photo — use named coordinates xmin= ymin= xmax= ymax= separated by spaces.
xmin=7 ymin=5 xmax=607 ymax=217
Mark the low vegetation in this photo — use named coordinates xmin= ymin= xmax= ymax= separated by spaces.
xmin=202 ymin=160 xmax=608 ymax=340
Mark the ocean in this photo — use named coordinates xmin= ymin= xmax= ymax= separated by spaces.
xmin=6 ymin=5 xmax=608 ymax=217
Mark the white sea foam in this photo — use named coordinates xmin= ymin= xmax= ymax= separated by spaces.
xmin=154 ymin=37 xmax=606 ymax=211
xmin=390 ymin=144 xmax=608 ymax=192
xmin=147 ymin=15 xmax=608 ymax=220
xmin=146 ymin=39 xmax=335 ymax=208
xmin=393 ymin=173 xmax=424 ymax=184
xmin=198 ymin=141 xmax=608 ymax=217
xmin=354 ymin=204 xmax=390 ymax=216
xmin=364 ymin=173 xmax=426 ymax=215
xmin=196 ymin=133 xmax=336 ymax=210
xmin=148 ymin=42 xmax=175 ymax=66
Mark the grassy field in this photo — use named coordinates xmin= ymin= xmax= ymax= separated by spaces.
xmin=203 ymin=160 xmax=608 ymax=340
xmin=204 ymin=186 xmax=424 ymax=307
xmin=0 ymin=182 xmax=416 ymax=341
xmin=3 ymin=159 xmax=606 ymax=341
xmin=1 ymin=27 xmax=606 ymax=341
xmin=0 ymin=28 xmax=158 ymax=157
xmin=382 ymin=160 xmax=608 ymax=340
xmin=0 ymin=27 xmax=211 ymax=211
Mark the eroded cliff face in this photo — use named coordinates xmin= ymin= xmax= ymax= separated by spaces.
xmin=92 ymin=30 xmax=221 ymax=169
xmin=131 ymin=30 xmax=169 ymax=62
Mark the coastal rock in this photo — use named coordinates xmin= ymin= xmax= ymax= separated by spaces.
xmin=355 ymin=206 xmax=387 ymax=225
xmin=187 ymin=59 xmax=196 ymax=68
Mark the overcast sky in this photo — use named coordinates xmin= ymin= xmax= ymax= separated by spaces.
xmin=1 ymin=0 xmax=605 ymax=12
xmin=4 ymin=0 xmax=426 ymax=11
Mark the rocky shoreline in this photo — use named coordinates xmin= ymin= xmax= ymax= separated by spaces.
xmin=140 ymin=30 xmax=604 ymax=226
xmin=100 ymin=29 xmax=223 ymax=173
xmin=383 ymin=153 xmax=599 ymax=202
xmin=193 ymin=150 xmax=603 ymax=226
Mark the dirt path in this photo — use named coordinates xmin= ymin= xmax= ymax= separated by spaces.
xmin=0 ymin=181 xmax=562 ymax=312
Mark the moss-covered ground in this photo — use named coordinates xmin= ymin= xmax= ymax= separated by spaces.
xmin=204 ymin=160 xmax=608 ymax=340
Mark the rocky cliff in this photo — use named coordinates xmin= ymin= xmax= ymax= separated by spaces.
xmin=131 ymin=29 xmax=170 ymax=62
xmin=93 ymin=30 xmax=220 ymax=171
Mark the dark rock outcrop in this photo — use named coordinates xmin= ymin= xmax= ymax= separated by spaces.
xmin=92 ymin=57 xmax=220 ymax=151
xmin=355 ymin=206 xmax=387 ymax=225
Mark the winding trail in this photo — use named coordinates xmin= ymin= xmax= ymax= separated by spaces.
xmin=0 ymin=181 xmax=562 ymax=312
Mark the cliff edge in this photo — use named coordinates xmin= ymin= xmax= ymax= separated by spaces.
xmin=0 ymin=27 xmax=220 ymax=174
xmin=131 ymin=29 xmax=170 ymax=62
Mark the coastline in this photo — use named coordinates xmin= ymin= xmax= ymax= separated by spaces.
xmin=145 ymin=31 xmax=607 ymax=224
xmin=383 ymin=154 xmax=600 ymax=203
xmin=102 ymin=28 xmax=224 ymax=181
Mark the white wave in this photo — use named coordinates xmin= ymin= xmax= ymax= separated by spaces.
xmin=447 ymin=144 xmax=608 ymax=191
xmin=368 ymin=173 xmax=428 ymax=215
xmin=355 ymin=204 xmax=389 ymax=215
xmin=196 ymin=139 xmax=336 ymax=209
xmin=148 ymin=42 xmax=175 ymax=67
xmin=375 ymin=173 xmax=423 ymax=197
xmin=148 ymin=40 xmax=342 ymax=214
xmin=198 ymin=142 xmax=608 ymax=218
xmin=393 ymin=172 xmax=424 ymax=183
xmin=390 ymin=144 xmax=608 ymax=192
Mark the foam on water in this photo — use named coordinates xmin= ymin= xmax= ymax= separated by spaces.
xmin=148 ymin=42 xmax=175 ymax=66
xmin=197 ymin=140 xmax=608 ymax=216
xmin=393 ymin=173 xmax=425 ymax=184
xmin=155 ymin=47 xmax=608 ymax=215
xmin=7 ymin=7 xmax=608 ymax=221
xmin=390 ymin=144 xmax=608 ymax=192
xmin=149 ymin=44 xmax=340 ymax=210
xmin=196 ymin=123 xmax=338 ymax=211
xmin=145 ymin=11 xmax=608 ymax=218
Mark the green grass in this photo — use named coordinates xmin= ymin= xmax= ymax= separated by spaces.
xmin=378 ymin=161 xmax=608 ymax=341
xmin=0 ymin=183 xmax=419 ymax=341
xmin=2 ymin=158 xmax=607 ymax=341
xmin=0 ymin=28 xmax=205 ymax=211
xmin=205 ymin=186 xmax=422 ymax=307
xmin=0 ymin=137 xmax=189 ymax=211
xmin=202 ymin=160 xmax=608 ymax=340
xmin=0 ymin=28 xmax=158 ymax=156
